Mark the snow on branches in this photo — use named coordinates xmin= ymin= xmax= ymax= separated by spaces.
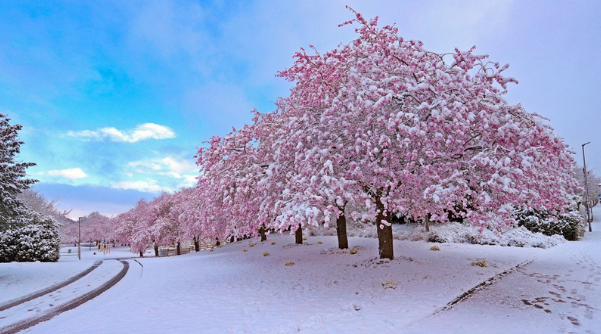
xmin=112 ymin=10 xmax=579 ymax=260
xmin=0 ymin=113 xmax=37 ymax=227
xmin=196 ymin=10 xmax=578 ymax=258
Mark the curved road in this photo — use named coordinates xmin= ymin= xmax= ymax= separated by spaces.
xmin=0 ymin=259 xmax=130 ymax=334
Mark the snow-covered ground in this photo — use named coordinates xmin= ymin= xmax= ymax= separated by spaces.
xmin=1 ymin=206 xmax=600 ymax=334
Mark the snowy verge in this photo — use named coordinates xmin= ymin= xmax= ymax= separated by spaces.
xmin=308 ymin=221 xmax=566 ymax=248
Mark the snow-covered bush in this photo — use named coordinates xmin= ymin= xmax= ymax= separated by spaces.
xmin=425 ymin=223 xmax=500 ymax=245
xmin=514 ymin=209 xmax=582 ymax=241
xmin=422 ymin=223 xmax=565 ymax=248
xmin=306 ymin=219 xmax=565 ymax=249
xmin=0 ymin=212 xmax=60 ymax=262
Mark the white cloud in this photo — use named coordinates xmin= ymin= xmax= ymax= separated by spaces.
xmin=44 ymin=168 xmax=88 ymax=180
xmin=119 ymin=155 xmax=199 ymax=193
xmin=112 ymin=180 xmax=164 ymax=193
xmin=67 ymin=123 xmax=175 ymax=143
xmin=160 ymin=156 xmax=197 ymax=174
xmin=127 ymin=156 xmax=197 ymax=178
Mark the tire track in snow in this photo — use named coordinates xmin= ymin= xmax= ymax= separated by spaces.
xmin=0 ymin=260 xmax=129 ymax=334
xmin=0 ymin=260 xmax=103 ymax=312
xmin=435 ymin=259 xmax=534 ymax=313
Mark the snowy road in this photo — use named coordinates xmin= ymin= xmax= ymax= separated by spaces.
xmin=0 ymin=260 xmax=129 ymax=334
xmin=406 ymin=208 xmax=601 ymax=333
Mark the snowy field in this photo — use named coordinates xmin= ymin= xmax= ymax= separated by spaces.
xmin=1 ymin=206 xmax=600 ymax=334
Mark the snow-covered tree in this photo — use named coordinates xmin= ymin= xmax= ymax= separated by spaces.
xmin=266 ymin=9 xmax=578 ymax=259
xmin=145 ymin=192 xmax=182 ymax=254
xmin=18 ymin=189 xmax=72 ymax=226
xmin=0 ymin=211 xmax=61 ymax=262
xmin=0 ymin=114 xmax=60 ymax=262
xmin=172 ymin=187 xmax=204 ymax=250
xmin=61 ymin=221 xmax=79 ymax=244
xmin=79 ymin=212 xmax=113 ymax=244
xmin=194 ymin=9 xmax=578 ymax=260
xmin=113 ymin=199 xmax=154 ymax=256
xmin=574 ymin=164 xmax=600 ymax=208
xmin=195 ymin=119 xmax=275 ymax=243
xmin=112 ymin=192 xmax=191 ymax=256
xmin=0 ymin=113 xmax=37 ymax=229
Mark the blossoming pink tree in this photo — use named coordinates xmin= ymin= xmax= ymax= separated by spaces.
xmin=194 ymin=124 xmax=257 ymax=241
xmin=188 ymin=9 xmax=580 ymax=260
xmin=254 ymin=9 xmax=578 ymax=259
xmin=81 ymin=213 xmax=114 ymax=245
xmin=171 ymin=186 xmax=205 ymax=251
xmin=113 ymin=199 xmax=153 ymax=257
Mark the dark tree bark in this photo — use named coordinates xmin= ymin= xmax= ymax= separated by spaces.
xmin=154 ymin=244 xmax=159 ymax=257
xmin=176 ymin=241 xmax=181 ymax=255
xmin=139 ymin=251 xmax=144 ymax=258
xmin=295 ymin=224 xmax=303 ymax=244
xmin=375 ymin=196 xmax=394 ymax=260
xmin=193 ymin=236 xmax=200 ymax=252
xmin=424 ymin=215 xmax=430 ymax=232
xmin=259 ymin=225 xmax=267 ymax=242
xmin=336 ymin=214 xmax=348 ymax=249
xmin=215 ymin=238 xmax=220 ymax=246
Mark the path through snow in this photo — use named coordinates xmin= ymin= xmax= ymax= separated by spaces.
xmin=406 ymin=206 xmax=601 ymax=333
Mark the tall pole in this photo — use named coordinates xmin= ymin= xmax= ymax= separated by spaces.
xmin=582 ymin=142 xmax=591 ymax=232
xmin=78 ymin=217 xmax=82 ymax=260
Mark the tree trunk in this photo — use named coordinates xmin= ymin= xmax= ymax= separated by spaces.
xmin=176 ymin=242 xmax=181 ymax=255
xmin=336 ymin=214 xmax=348 ymax=249
xmin=139 ymin=251 xmax=144 ymax=258
xmin=193 ymin=236 xmax=200 ymax=252
xmin=259 ymin=225 xmax=267 ymax=242
xmin=425 ymin=214 xmax=430 ymax=232
xmin=295 ymin=224 xmax=303 ymax=244
xmin=154 ymin=244 xmax=159 ymax=257
xmin=375 ymin=196 xmax=394 ymax=260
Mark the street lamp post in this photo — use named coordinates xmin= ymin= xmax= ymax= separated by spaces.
xmin=78 ymin=217 xmax=82 ymax=260
xmin=582 ymin=142 xmax=591 ymax=232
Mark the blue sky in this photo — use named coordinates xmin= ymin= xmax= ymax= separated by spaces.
xmin=2 ymin=0 xmax=600 ymax=218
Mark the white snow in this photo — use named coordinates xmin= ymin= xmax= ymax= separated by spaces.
xmin=1 ymin=207 xmax=600 ymax=333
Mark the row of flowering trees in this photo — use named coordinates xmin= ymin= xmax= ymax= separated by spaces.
xmin=78 ymin=10 xmax=580 ymax=259
xmin=61 ymin=212 xmax=113 ymax=246
xmin=60 ymin=189 xmax=212 ymax=257
xmin=190 ymin=11 xmax=580 ymax=259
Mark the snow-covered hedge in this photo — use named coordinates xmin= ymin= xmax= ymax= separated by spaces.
xmin=307 ymin=220 xmax=565 ymax=249
xmin=422 ymin=224 xmax=565 ymax=248
xmin=514 ymin=209 xmax=582 ymax=241
xmin=0 ymin=213 xmax=60 ymax=262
